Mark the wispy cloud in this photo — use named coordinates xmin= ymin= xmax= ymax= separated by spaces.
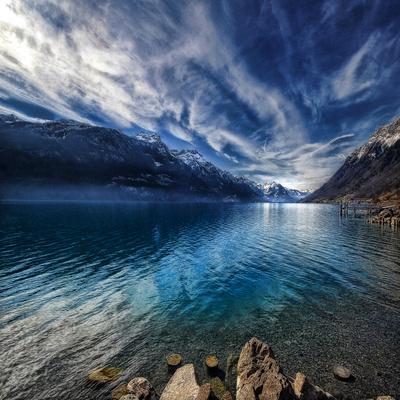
xmin=0 ymin=0 xmax=399 ymax=189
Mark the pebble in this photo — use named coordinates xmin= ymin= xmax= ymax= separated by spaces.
xmin=333 ymin=366 xmax=352 ymax=381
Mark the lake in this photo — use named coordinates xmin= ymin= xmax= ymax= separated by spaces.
xmin=0 ymin=202 xmax=399 ymax=399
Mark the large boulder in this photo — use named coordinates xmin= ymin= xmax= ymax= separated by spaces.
xmin=236 ymin=337 xmax=295 ymax=400
xmin=160 ymin=364 xmax=200 ymax=400
xmin=293 ymin=373 xmax=335 ymax=400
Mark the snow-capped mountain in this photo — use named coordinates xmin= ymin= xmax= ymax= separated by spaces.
xmin=306 ymin=117 xmax=400 ymax=202
xmin=0 ymin=114 xmax=263 ymax=201
xmin=262 ymin=181 xmax=309 ymax=202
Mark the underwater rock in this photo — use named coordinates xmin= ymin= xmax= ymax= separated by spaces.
xmin=120 ymin=395 xmax=140 ymax=400
xmin=333 ymin=366 xmax=352 ymax=381
xmin=226 ymin=354 xmax=238 ymax=373
xmin=87 ymin=366 xmax=122 ymax=383
xmin=127 ymin=377 xmax=158 ymax=399
xmin=160 ymin=364 xmax=199 ymax=400
xmin=112 ymin=383 xmax=129 ymax=400
xmin=236 ymin=337 xmax=295 ymax=400
xmin=293 ymin=372 xmax=335 ymax=399
xmin=210 ymin=377 xmax=225 ymax=399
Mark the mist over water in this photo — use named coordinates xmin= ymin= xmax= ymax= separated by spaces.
xmin=0 ymin=202 xmax=399 ymax=400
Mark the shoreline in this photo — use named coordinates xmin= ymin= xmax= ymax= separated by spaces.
xmin=88 ymin=338 xmax=396 ymax=400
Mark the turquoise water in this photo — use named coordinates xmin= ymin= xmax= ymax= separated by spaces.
xmin=0 ymin=202 xmax=399 ymax=399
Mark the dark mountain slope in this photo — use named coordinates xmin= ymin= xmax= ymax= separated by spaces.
xmin=0 ymin=114 xmax=263 ymax=201
xmin=306 ymin=117 xmax=400 ymax=202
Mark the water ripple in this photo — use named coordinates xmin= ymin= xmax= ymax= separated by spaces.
xmin=0 ymin=202 xmax=399 ymax=399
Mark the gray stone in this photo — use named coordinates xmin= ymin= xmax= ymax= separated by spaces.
xmin=333 ymin=366 xmax=352 ymax=381
xmin=236 ymin=337 xmax=295 ymax=400
xmin=160 ymin=364 xmax=200 ymax=400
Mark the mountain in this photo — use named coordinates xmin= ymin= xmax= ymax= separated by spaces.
xmin=262 ymin=181 xmax=309 ymax=202
xmin=306 ymin=117 xmax=400 ymax=203
xmin=0 ymin=114 xmax=263 ymax=201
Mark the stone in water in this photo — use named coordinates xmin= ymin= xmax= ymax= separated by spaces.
xmin=333 ymin=366 xmax=352 ymax=380
xmin=112 ymin=383 xmax=129 ymax=400
xmin=88 ymin=366 xmax=122 ymax=383
xmin=166 ymin=353 xmax=182 ymax=367
xmin=205 ymin=355 xmax=219 ymax=369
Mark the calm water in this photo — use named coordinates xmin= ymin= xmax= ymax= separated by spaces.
xmin=0 ymin=202 xmax=399 ymax=400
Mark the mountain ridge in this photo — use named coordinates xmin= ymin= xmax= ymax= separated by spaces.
xmin=262 ymin=181 xmax=310 ymax=203
xmin=306 ymin=117 xmax=400 ymax=203
xmin=0 ymin=114 xmax=263 ymax=201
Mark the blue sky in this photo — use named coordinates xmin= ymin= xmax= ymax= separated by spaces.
xmin=0 ymin=0 xmax=399 ymax=189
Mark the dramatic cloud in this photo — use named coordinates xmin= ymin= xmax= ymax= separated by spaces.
xmin=1 ymin=0 xmax=399 ymax=189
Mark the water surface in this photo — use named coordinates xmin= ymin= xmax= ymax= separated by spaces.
xmin=0 ymin=202 xmax=399 ymax=399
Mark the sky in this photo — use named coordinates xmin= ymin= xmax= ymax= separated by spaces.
xmin=0 ymin=0 xmax=399 ymax=190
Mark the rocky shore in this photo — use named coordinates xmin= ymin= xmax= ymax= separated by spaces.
xmin=88 ymin=338 xmax=395 ymax=400
xmin=368 ymin=206 xmax=400 ymax=227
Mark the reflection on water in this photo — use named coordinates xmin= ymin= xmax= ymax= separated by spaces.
xmin=0 ymin=202 xmax=399 ymax=399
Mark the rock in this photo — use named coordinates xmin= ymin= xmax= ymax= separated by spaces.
xmin=88 ymin=366 xmax=122 ymax=383
xmin=333 ymin=366 xmax=352 ymax=381
xmin=236 ymin=337 xmax=295 ymax=400
xmin=329 ymin=390 xmax=345 ymax=400
xmin=293 ymin=372 xmax=335 ymax=400
xmin=112 ymin=383 xmax=129 ymax=400
xmin=376 ymin=397 xmax=395 ymax=400
xmin=127 ymin=377 xmax=158 ymax=399
xmin=210 ymin=377 xmax=225 ymax=400
xmin=160 ymin=364 xmax=199 ymax=400
xmin=166 ymin=353 xmax=182 ymax=368
xmin=222 ymin=392 xmax=233 ymax=400
xmin=205 ymin=355 xmax=219 ymax=369
xmin=226 ymin=354 xmax=238 ymax=373
xmin=120 ymin=395 xmax=140 ymax=400
xmin=197 ymin=383 xmax=212 ymax=400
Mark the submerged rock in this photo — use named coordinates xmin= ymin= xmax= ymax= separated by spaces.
xmin=127 ymin=377 xmax=158 ymax=399
xmin=160 ymin=364 xmax=199 ymax=400
xmin=226 ymin=354 xmax=238 ymax=373
xmin=210 ymin=377 xmax=225 ymax=399
xmin=120 ymin=395 xmax=140 ymax=400
xmin=112 ymin=383 xmax=129 ymax=400
xmin=88 ymin=366 xmax=122 ymax=383
xmin=293 ymin=372 xmax=335 ymax=400
xmin=333 ymin=366 xmax=352 ymax=381
xmin=236 ymin=337 xmax=295 ymax=400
